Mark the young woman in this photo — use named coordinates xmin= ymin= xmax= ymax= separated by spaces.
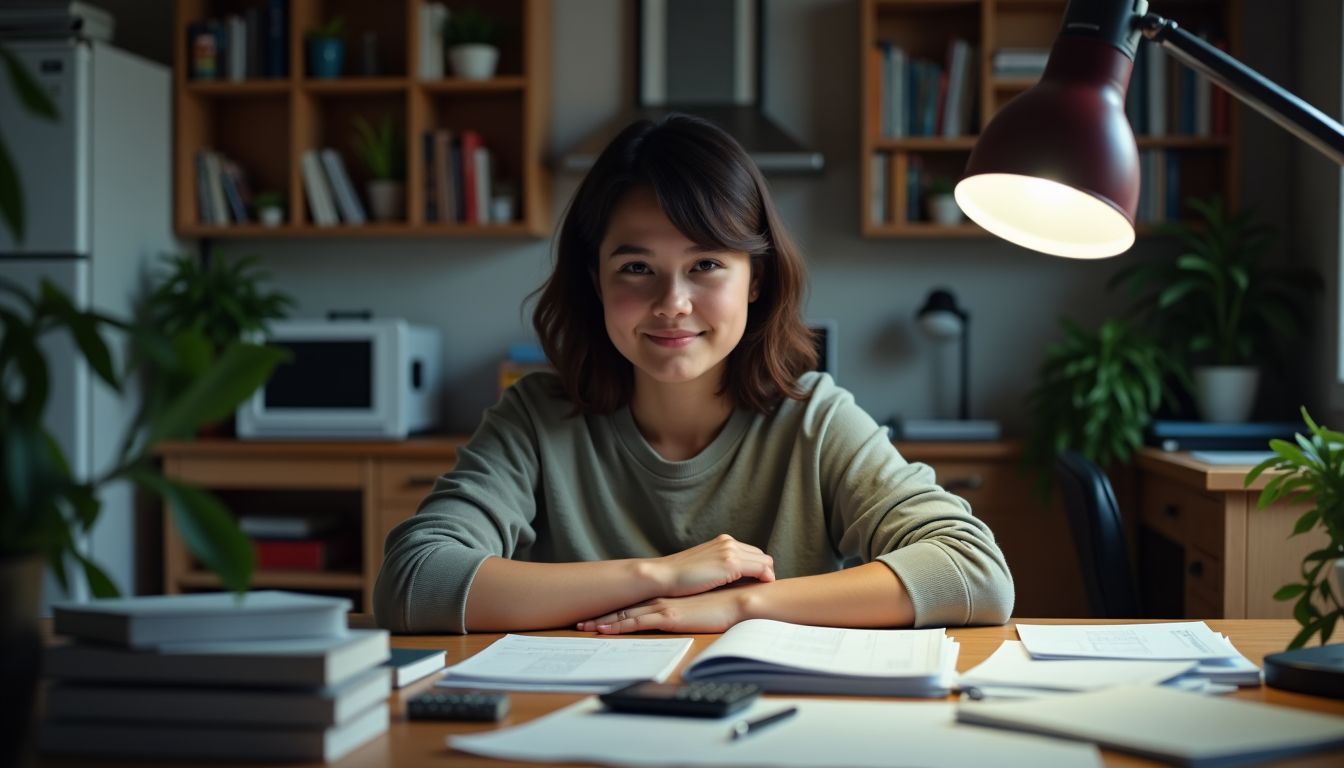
xmin=374 ymin=114 xmax=1013 ymax=635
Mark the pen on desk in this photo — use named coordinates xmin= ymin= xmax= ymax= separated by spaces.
xmin=729 ymin=706 xmax=798 ymax=741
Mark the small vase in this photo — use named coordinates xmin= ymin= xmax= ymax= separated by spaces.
xmin=258 ymin=206 xmax=284 ymax=227
xmin=307 ymin=37 xmax=345 ymax=79
xmin=449 ymin=44 xmax=499 ymax=80
xmin=1194 ymin=365 xmax=1261 ymax=423
xmin=367 ymin=180 xmax=406 ymax=222
xmin=927 ymin=194 xmax=964 ymax=226
xmin=0 ymin=555 xmax=44 ymax=768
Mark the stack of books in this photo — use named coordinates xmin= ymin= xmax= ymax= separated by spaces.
xmin=40 ymin=591 xmax=391 ymax=762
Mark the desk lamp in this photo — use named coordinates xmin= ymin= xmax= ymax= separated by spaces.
xmin=954 ymin=0 xmax=1344 ymax=698
xmin=955 ymin=0 xmax=1344 ymax=260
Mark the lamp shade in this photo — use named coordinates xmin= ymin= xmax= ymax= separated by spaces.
xmin=956 ymin=36 xmax=1140 ymax=259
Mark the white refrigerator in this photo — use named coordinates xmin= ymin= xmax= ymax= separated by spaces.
xmin=0 ymin=38 xmax=176 ymax=610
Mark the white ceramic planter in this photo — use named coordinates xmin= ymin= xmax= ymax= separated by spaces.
xmin=258 ymin=206 xmax=284 ymax=227
xmin=1194 ymin=365 xmax=1261 ymax=423
xmin=449 ymin=44 xmax=499 ymax=80
xmin=367 ymin=180 xmax=405 ymax=222
xmin=927 ymin=194 xmax=964 ymax=226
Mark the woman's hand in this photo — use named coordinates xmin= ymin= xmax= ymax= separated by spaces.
xmin=647 ymin=534 xmax=775 ymax=597
xmin=577 ymin=587 xmax=756 ymax=635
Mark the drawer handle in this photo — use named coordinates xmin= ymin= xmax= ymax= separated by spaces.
xmin=944 ymin=475 xmax=984 ymax=492
xmin=1164 ymin=504 xmax=1180 ymax=518
xmin=1188 ymin=561 xmax=1204 ymax=577
xmin=405 ymin=475 xmax=439 ymax=488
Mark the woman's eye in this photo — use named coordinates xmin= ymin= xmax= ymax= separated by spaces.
xmin=618 ymin=262 xmax=651 ymax=275
xmin=692 ymin=259 xmax=722 ymax=272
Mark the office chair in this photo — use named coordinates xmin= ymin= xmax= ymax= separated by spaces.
xmin=1054 ymin=451 xmax=1141 ymax=618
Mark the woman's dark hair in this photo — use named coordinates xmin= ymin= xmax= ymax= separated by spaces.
xmin=532 ymin=113 xmax=817 ymax=414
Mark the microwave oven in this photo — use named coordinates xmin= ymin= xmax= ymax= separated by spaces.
xmin=237 ymin=319 xmax=443 ymax=440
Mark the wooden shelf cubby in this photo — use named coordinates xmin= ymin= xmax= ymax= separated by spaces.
xmin=860 ymin=0 xmax=1240 ymax=238
xmin=173 ymin=0 xmax=551 ymax=238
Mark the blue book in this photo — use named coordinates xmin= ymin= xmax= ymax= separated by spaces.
xmin=265 ymin=0 xmax=287 ymax=78
xmin=1146 ymin=420 xmax=1303 ymax=451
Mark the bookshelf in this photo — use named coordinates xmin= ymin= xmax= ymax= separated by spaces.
xmin=173 ymin=0 xmax=552 ymax=238
xmin=860 ymin=0 xmax=1240 ymax=238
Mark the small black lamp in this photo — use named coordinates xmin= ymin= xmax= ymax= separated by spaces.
xmin=915 ymin=289 xmax=970 ymax=421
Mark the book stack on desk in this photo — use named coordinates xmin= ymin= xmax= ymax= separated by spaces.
xmin=39 ymin=591 xmax=390 ymax=763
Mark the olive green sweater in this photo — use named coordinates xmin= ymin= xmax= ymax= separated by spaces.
xmin=374 ymin=372 xmax=1013 ymax=633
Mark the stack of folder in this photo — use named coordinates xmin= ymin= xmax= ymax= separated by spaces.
xmin=39 ymin=591 xmax=390 ymax=762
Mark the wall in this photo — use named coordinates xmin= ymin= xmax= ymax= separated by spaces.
xmin=96 ymin=0 xmax=1304 ymax=437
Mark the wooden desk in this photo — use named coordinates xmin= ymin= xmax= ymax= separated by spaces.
xmin=38 ymin=619 xmax=1344 ymax=768
xmin=1133 ymin=449 xmax=1329 ymax=619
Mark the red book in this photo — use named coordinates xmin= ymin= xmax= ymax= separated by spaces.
xmin=459 ymin=130 xmax=483 ymax=223
xmin=254 ymin=537 xmax=353 ymax=570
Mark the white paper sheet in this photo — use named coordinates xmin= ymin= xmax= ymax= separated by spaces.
xmin=960 ymin=641 xmax=1195 ymax=691
xmin=452 ymin=697 xmax=1102 ymax=768
xmin=1016 ymin=622 xmax=1237 ymax=661
xmin=956 ymin=685 xmax=1344 ymax=766
xmin=437 ymin=635 xmax=692 ymax=693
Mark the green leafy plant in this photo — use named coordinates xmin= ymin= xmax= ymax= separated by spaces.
xmin=925 ymin=177 xmax=955 ymax=197
xmin=443 ymin=7 xmax=501 ymax=47
xmin=144 ymin=252 xmax=295 ymax=356
xmin=253 ymin=190 xmax=284 ymax=210
xmin=305 ymin=15 xmax=346 ymax=41
xmin=1247 ymin=407 xmax=1344 ymax=649
xmin=1110 ymin=196 xmax=1321 ymax=368
xmin=1025 ymin=317 xmax=1185 ymax=494
xmin=0 ymin=277 xmax=286 ymax=596
xmin=351 ymin=114 xmax=404 ymax=180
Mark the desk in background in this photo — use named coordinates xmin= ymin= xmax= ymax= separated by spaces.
xmin=1134 ymin=448 xmax=1330 ymax=620
xmin=37 ymin=618 xmax=1344 ymax=768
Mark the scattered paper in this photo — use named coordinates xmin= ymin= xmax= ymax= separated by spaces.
xmin=960 ymin=641 xmax=1195 ymax=692
xmin=437 ymin=635 xmax=692 ymax=693
xmin=1016 ymin=622 xmax=1236 ymax=661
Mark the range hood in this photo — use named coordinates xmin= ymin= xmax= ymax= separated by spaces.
xmin=559 ymin=0 xmax=824 ymax=175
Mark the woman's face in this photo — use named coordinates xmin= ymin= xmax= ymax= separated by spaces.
xmin=596 ymin=187 xmax=757 ymax=390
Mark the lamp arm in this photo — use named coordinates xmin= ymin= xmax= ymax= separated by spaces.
xmin=1140 ymin=13 xmax=1344 ymax=166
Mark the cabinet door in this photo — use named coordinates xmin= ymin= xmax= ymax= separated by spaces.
xmin=374 ymin=458 xmax=456 ymax=547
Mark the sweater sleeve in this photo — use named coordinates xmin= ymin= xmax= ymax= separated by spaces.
xmin=372 ymin=383 xmax=544 ymax=634
xmin=813 ymin=385 xmax=1015 ymax=627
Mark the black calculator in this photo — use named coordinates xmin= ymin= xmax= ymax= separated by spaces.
xmin=599 ymin=681 xmax=761 ymax=718
xmin=407 ymin=691 xmax=510 ymax=721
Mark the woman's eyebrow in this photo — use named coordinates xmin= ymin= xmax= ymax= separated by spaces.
xmin=606 ymin=243 xmax=723 ymax=258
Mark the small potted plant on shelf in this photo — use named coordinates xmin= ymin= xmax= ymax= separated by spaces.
xmin=924 ymin=177 xmax=963 ymax=226
xmin=1109 ymin=196 xmax=1321 ymax=422
xmin=1025 ymin=316 xmax=1185 ymax=495
xmin=352 ymin=114 xmax=405 ymax=221
xmin=253 ymin=190 xmax=285 ymax=227
xmin=490 ymin=179 xmax=517 ymax=224
xmin=305 ymin=15 xmax=346 ymax=79
xmin=443 ymin=6 xmax=501 ymax=80
xmin=1247 ymin=407 xmax=1344 ymax=649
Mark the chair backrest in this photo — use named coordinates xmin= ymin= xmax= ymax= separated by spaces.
xmin=1054 ymin=451 xmax=1141 ymax=618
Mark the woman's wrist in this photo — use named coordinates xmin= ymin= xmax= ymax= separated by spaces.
xmin=630 ymin=557 xmax=668 ymax=598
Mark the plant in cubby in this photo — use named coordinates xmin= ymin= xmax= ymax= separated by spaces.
xmin=253 ymin=190 xmax=285 ymax=227
xmin=443 ymin=6 xmax=501 ymax=80
xmin=352 ymin=114 xmax=405 ymax=222
xmin=306 ymin=15 xmax=346 ymax=79
xmin=924 ymin=177 xmax=962 ymax=226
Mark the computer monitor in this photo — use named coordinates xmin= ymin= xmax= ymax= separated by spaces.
xmin=808 ymin=320 xmax=837 ymax=381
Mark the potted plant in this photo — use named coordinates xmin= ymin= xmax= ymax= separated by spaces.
xmin=1025 ymin=317 xmax=1184 ymax=495
xmin=351 ymin=114 xmax=405 ymax=221
xmin=1110 ymin=196 xmax=1320 ymax=422
xmin=142 ymin=252 xmax=295 ymax=435
xmin=1247 ymin=407 xmax=1344 ymax=649
xmin=924 ymin=177 xmax=963 ymax=226
xmin=305 ymin=15 xmax=346 ymax=79
xmin=443 ymin=6 xmax=501 ymax=80
xmin=253 ymin=190 xmax=285 ymax=227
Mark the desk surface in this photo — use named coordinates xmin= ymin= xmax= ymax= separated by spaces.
xmin=39 ymin=618 xmax=1344 ymax=768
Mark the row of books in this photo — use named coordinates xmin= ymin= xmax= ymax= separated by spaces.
xmin=240 ymin=514 xmax=358 ymax=571
xmin=1136 ymin=149 xmax=1189 ymax=225
xmin=187 ymin=0 xmax=287 ymax=81
xmin=302 ymin=148 xmax=369 ymax=226
xmin=423 ymin=128 xmax=505 ymax=224
xmin=1125 ymin=40 xmax=1230 ymax=138
xmin=194 ymin=149 xmax=255 ymax=225
xmin=40 ymin=591 xmax=422 ymax=762
xmin=871 ymin=38 xmax=978 ymax=139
